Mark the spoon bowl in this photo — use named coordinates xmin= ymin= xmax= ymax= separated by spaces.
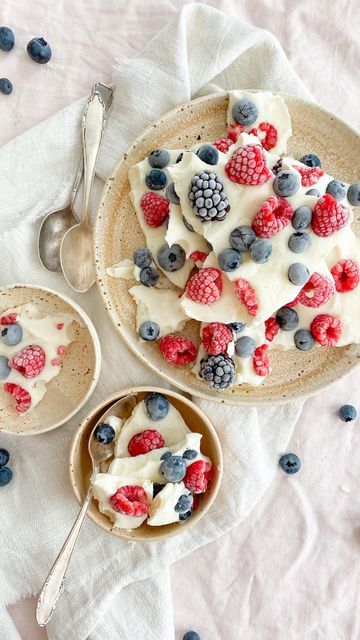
xmin=38 ymin=206 xmax=78 ymax=272
xmin=61 ymin=222 xmax=95 ymax=292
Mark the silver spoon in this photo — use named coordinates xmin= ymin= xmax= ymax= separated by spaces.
xmin=36 ymin=393 xmax=137 ymax=627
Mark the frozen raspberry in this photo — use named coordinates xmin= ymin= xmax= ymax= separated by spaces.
xmin=297 ymin=272 xmax=335 ymax=308
xmin=330 ymin=259 xmax=360 ymax=292
xmin=225 ymin=144 xmax=272 ymax=186
xmin=234 ymin=278 xmax=258 ymax=317
xmin=310 ymin=314 xmax=342 ymax=346
xmin=265 ymin=317 xmax=280 ymax=342
xmin=253 ymin=344 xmax=270 ymax=376
xmin=159 ymin=335 xmax=197 ymax=365
xmin=311 ymin=195 xmax=349 ymax=237
xmin=258 ymin=122 xmax=278 ymax=151
xmin=252 ymin=196 xmax=293 ymax=238
xmin=128 ymin=429 xmax=165 ymax=456
xmin=140 ymin=192 xmax=170 ymax=228
xmin=56 ymin=323 xmax=64 ymax=330
xmin=227 ymin=123 xmax=244 ymax=143
xmin=189 ymin=251 xmax=208 ymax=264
xmin=9 ymin=345 xmax=45 ymax=378
xmin=294 ymin=164 xmax=324 ymax=186
xmin=185 ymin=267 xmax=222 ymax=304
xmin=202 ymin=322 xmax=233 ymax=356
xmin=213 ymin=138 xmax=233 ymax=153
xmin=184 ymin=460 xmax=212 ymax=494
xmin=57 ymin=345 xmax=66 ymax=356
xmin=109 ymin=485 xmax=149 ymax=516
xmin=3 ymin=383 xmax=31 ymax=413
xmin=51 ymin=358 xmax=62 ymax=367
xmin=0 ymin=313 xmax=17 ymax=325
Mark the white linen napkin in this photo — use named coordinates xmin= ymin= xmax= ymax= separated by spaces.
xmin=0 ymin=5 xmax=310 ymax=639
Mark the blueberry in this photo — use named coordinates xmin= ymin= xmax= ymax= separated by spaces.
xmin=230 ymin=226 xmax=256 ymax=252
xmin=145 ymin=169 xmax=167 ymax=191
xmin=339 ymin=404 xmax=357 ymax=422
xmin=288 ymin=263 xmax=310 ymax=286
xmin=148 ymin=149 xmax=170 ymax=169
xmin=158 ymin=243 xmax=185 ymax=271
xmin=183 ymin=216 xmax=195 ymax=232
xmin=166 ymin=182 xmax=180 ymax=204
xmin=347 ymin=183 xmax=360 ymax=206
xmin=218 ymin=247 xmax=242 ymax=272
xmin=183 ymin=449 xmax=198 ymax=460
xmin=235 ymin=335 xmax=256 ymax=358
xmin=139 ymin=266 xmax=159 ymax=287
xmin=232 ymin=98 xmax=258 ymax=126
xmin=160 ymin=453 xmax=186 ymax=483
xmin=288 ymin=232 xmax=311 ymax=253
xmin=27 ymin=37 xmax=52 ymax=64
xmin=292 ymin=206 xmax=312 ymax=230
xmin=0 ymin=467 xmax=13 ymax=486
xmin=0 ymin=27 xmax=15 ymax=52
xmin=276 ymin=307 xmax=299 ymax=331
xmin=228 ymin=322 xmax=246 ymax=333
xmin=0 ymin=356 xmax=11 ymax=380
xmin=0 ymin=78 xmax=13 ymax=95
xmin=326 ymin=179 xmax=347 ymax=201
xmin=94 ymin=423 xmax=115 ymax=444
xmin=139 ymin=320 xmax=160 ymax=341
xmin=133 ymin=247 xmax=152 ymax=268
xmin=183 ymin=632 xmax=201 ymax=640
xmin=196 ymin=144 xmax=219 ymax=166
xmin=299 ymin=153 xmax=321 ymax=168
xmin=175 ymin=493 xmax=194 ymax=514
xmin=279 ymin=453 xmax=301 ymax=475
xmin=306 ymin=189 xmax=320 ymax=197
xmin=145 ymin=392 xmax=169 ymax=420
xmin=273 ymin=170 xmax=300 ymax=197
xmin=179 ymin=509 xmax=193 ymax=521
xmin=294 ymin=329 xmax=315 ymax=351
xmin=1 ymin=323 xmax=23 ymax=346
xmin=0 ymin=448 xmax=10 ymax=467
xmin=153 ymin=483 xmax=165 ymax=498
xmin=249 ymin=238 xmax=272 ymax=263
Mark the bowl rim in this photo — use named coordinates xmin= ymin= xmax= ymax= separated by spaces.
xmin=69 ymin=385 xmax=223 ymax=541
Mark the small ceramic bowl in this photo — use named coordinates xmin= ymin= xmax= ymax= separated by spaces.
xmin=0 ymin=284 xmax=101 ymax=435
xmin=69 ymin=386 xmax=222 ymax=541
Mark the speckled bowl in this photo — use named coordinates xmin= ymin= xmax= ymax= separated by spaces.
xmin=69 ymin=386 xmax=222 ymax=541
xmin=0 ymin=284 xmax=101 ymax=435
xmin=94 ymin=92 xmax=360 ymax=405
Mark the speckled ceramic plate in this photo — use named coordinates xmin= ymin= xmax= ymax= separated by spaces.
xmin=94 ymin=92 xmax=360 ymax=406
xmin=0 ymin=284 xmax=101 ymax=435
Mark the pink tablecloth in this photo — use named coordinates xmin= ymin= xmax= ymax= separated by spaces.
xmin=3 ymin=1 xmax=360 ymax=638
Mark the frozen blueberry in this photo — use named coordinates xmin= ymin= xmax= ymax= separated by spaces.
xmin=0 ymin=356 xmax=10 ymax=381
xmin=145 ymin=169 xmax=167 ymax=191
xmin=306 ymin=189 xmax=320 ymax=197
xmin=94 ymin=423 xmax=115 ymax=444
xmin=249 ymin=238 xmax=272 ymax=263
xmin=299 ymin=153 xmax=321 ymax=168
xmin=166 ymin=182 xmax=180 ymax=204
xmin=0 ymin=78 xmax=13 ymax=95
xmin=279 ymin=453 xmax=301 ymax=475
xmin=235 ymin=335 xmax=256 ymax=358
xmin=288 ymin=263 xmax=310 ymax=286
xmin=228 ymin=322 xmax=246 ymax=333
xmin=326 ymin=179 xmax=347 ymax=201
xmin=1 ymin=323 xmax=23 ymax=346
xmin=347 ymin=183 xmax=360 ymax=206
xmin=183 ymin=632 xmax=201 ymax=640
xmin=218 ymin=247 xmax=242 ymax=272
xmin=0 ymin=466 xmax=13 ymax=486
xmin=148 ymin=149 xmax=170 ymax=169
xmin=153 ymin=483 xmax=165 ymax=498
xmin=183 ymin=449 xmax=198 ymax=460
xmin=276 ymin=307 xmax=299 ymax=331
xmin=0 ymin=448 xmax=10 ymax=467
xmin=0 ymin=27 xmax=15 ymax=52
xmin=183 ymin=216 xmax=195 ymax=232
xmin=160 ymin=453 xmax=186 ymax=483
xmin=158 ymin=243 xmax=185 ymax=271
xmin=294 ymin=329 xmax=315 ymax=351
xmin=175 ymin=493 xmax=194 ymax=514
xmin=292 ymin=205 xmax=312 ymax=230
xmin=139 ymin=320 xmax=160 ymax=341
xmin=139 ymin=266 xmax=159 ymax=287
xmin=339 ymin=404 xmax=357 ymax=422
xmin=288 ymin=232 xmax=311 ymax=253
xmin=196 ymin=144 xmax=219 ymax=165
xmin=27 ymin=37 xmax=52 ymax=64
xmin=273 ymin=170 xmax=300 ymax=197
xmin=230 ymin=225 xmax=256 ymax=252
xmin=232 ymin=98 xmax=258 ymax=126
xmin=145 ymin=392 xmax=169 ymax=420
xmin=133 ymin=247 xmax=152 ymax=268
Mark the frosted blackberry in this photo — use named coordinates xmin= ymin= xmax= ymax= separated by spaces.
xmin=199 ymin=353 xmax=235 ymax=389
xmin=188 ymin=171 xmax=229 ymax=222
xmin=272 ymin=159 xmax=283 ymax=175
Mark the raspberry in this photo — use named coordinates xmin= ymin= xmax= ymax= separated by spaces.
xmin=311 ymin=195 xmax=349 ymax=237
xmin=184 ymin=460 xmax=212 ymax=494
xmin=159 ymin=335 xmax=197 ymax=365
xmin=258 ymin=122 xmax=278 ymax=151
xmin=330 ymin=259 xmax=360 ymax=292
xmin=3 ymin=383 xmax=31 ymax=413
xmin=56 ymin=323 xmax=64 ymax=330
xmin=201 ymin=322 xmax=233 ymax=356
xmin=252 ymin=196 xmax=293 ymax=238
xmin=297 ymin=272 xmax=335 ymax=308
xmin=140 ymin=192 xmax=170 ymax=228
xmin=310 ymin=314 xmax=342 ymax=346
xmin=265 ymin=317 xmax=280 ymax=342
xmin=185 ymin=268 xmax=222 ymax=304
xmin=234 ymin=278 xmax=258 ymax=317
xmin=51 ymin=358 xmax=62 ymax=367
xmin=0 ymin=313 xmax=17 ymax=325
xmin=227 ymin=123 xmax=244 ymax=143
xmin=9 ymin=345 xmax=45 ymax=378
xmin=57 ymin=345 xmax=66 ymax=356
xmin=225 ymin=144 xmax=272 ymax=186
xmin=109 ymin=485 xmax=148 ymax=516
xmin=213 ymin=138 xmax=232 ymax=153
xmin=294 ymin=165 xmax=324 ymax=186
xmin=253 ymin=344 xmax=270 ymax=376
xmin=128 ymin=429 xmax=165 ymax=456
xmin=189 ymin=251 xmax=208 ymax=264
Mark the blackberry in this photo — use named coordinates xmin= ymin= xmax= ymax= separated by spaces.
xmin=272 ymin=159 xmax=283 ymax=175
xmin=188 ymin=171 xmax=229 ymax=222
xmin=199 ymin=353 xmax=235 ymax=389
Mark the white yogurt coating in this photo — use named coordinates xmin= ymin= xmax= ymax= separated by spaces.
xmin=92 ymin=474 xmax=153 ymax=529
xmin=106 ymin=258 xmax=141 ymax=281
xmin=147 ymin=481 xmax=190 ymax=526
xmin=129 ymin=285 xmax=188 ymax=338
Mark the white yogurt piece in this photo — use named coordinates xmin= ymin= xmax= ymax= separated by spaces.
xmin=165 ymin=205 xmax=209 ymax=258
xmin=129 ymin=285 xmax=188 ymax=338
xmin=106 ymin=258 xmax=141 ymax=281
xmin=147 ymin=482 xmax=189 ymax=526
xmin=109 ymin=447 xmax=168 ymax=484
xmin=92 ymin=474 xmax=153 ymax=529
